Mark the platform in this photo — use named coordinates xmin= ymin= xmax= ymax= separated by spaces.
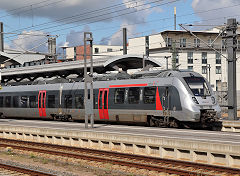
xmin=222 ymin=120 xmax=240 ymax=132
xmin=0 ymin=119 xmax=239 ymax=168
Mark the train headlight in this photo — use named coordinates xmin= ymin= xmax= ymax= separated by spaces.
xmin=192 ymin=97 xmax=199 ymax=104
xmin=211 ymin=97 xmax=216 ymax=104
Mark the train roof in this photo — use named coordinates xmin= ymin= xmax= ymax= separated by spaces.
xmin=1 ymin=69 xmax=203 ymax=87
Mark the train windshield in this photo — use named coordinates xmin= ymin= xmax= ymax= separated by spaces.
xmin=184 ymin=77 xmax=211 ymax=96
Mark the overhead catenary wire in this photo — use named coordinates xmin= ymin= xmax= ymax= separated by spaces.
xmin=3 ymin=0 xmax=240 ymax=56
xmin=7 ymin=0 xmax=240 ymax=36
xmin=56 ymin=4 xmax=240 ymax=39
xmin=0 ymin=0 xmax=67 ymax=19
xmin=4 ymin=14 xmax=234 ymax=53
xmin=15 ymin=0 xmax=176 ymax=34
xmin=8 ymin=0 xmax=157 ymax=34
xmin=5 ymin=0 xmax=240 ymax=45
xmin=3 ymin=0 xmax=179 ymax=46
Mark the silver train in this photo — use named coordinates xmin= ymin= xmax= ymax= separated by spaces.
xmin=0 ymin=70 xmax=221 ymax=129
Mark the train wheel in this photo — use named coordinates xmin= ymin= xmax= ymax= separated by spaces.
xmin=0 ymin=113 xmax=5 ymax=119
xmin=169 ymin=119 xmax=179 ymax=128
xmin=149 ymin=118 xmax=155 ymax=127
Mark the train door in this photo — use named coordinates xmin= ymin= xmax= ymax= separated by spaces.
xmin=162 ymin=87 xmax=170 ymax=122
xmin=38 ymin=90 xmax=46 ymax=117
xmin=98 ymin=88 xmax=109 ymax=120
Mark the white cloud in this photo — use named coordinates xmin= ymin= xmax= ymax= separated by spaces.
xmin=0 ymin=0 xmax=165 ymax=27
xmin=65 ymin=25 xmax=90 ymax=47
xmin=4 ymin=43 xmax=10 ymax=50
xmin=192 ymin=0 xmax=200 ymax=9
xmin=10 ymin=30 xmax=48 ymax=53
xmin=108 ymin=23 xmax=136 ymax=46
xmin=0 ymin=0 xmax=173 ymax=48
xmin=191 ymin=0 xmax=240 ymax=28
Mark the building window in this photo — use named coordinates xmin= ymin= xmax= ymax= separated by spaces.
xmin=222 ymin=39 xmax=226 ymax=49
xmin=74 ymin=47 xmax=76 ymax=60
xmin=208 ymin=38 xmax=213 ymax=47
xmin=107 ymin=48 xmax=113 ymax=52
xmin=202 ymin=52 xmax=207 ymax=64
xmin=94 ymin=48 xmax=99 ymax=54
xmin=194 ymin=38 xmax=200 ymax=47
xmin=202 ymin=66 xmax=207 ymax=74
xmin=128 ymin=87 xmax=140 ymax=104
xmin=143 ymin=87 xmax=156 ymax=104
xmin=216 ymin=52 xmax=221 ymax=64
xmin=114 ymin=88 xmax=125 ymax=104
xmin=165 ymin=37 xmax=172 ymax=47
xmin=176 ymin=54 xmax=179 ymax=64
xmin=187 ymin=52 xmax=193 ymax=64
xmin=180 ymin=38 xmax=186 ymax=47
xmin=216 ymin=80 xmax=221 ymax=91
xmin=237 ymin=40 xmax=240 ymax=49
xmin=216 ymin=66 xmax=221 ymax=74
xmin=188 ymin=66 xmax=193 ymax=71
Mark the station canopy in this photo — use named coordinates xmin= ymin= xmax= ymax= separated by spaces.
xmin=1 ymin=55 xmax=162 ymax=84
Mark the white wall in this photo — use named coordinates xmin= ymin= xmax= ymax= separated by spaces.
xmin=66 ymin=45 xmax=123 ymax=60
xmin=66 ymin=47 xmax=74 ymax=60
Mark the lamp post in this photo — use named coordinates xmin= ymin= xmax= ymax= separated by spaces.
xmin=164 ymin=56 xmax=171 ymax=70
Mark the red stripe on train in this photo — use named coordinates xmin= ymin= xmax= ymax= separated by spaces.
xmin=109 ymin=83 xmax=148 ymax=88
xmin=156 ymin=87 xmax=163 ymax=110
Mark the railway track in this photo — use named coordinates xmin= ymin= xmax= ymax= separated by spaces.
xmin=0 ymin=161 xmax=54 ymax=176
xmin=0 ymin=138 xmax=239 ymax=176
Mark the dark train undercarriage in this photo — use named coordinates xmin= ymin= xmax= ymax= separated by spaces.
xmin=146 ymin=110 xmax=222 ymax=130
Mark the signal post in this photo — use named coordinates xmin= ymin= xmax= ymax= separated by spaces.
xmin=84 ymin=32 xmax=94 ymax=128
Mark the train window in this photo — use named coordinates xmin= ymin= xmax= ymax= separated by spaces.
xmin=48 ymin=95 xmax=55 ymax=108
xmin=104 ymin=91 xmax=108 ymax=109
xmin=65 ymin=95 xmax=72 ymax=109
xmin=128 ymin=87 xmax=140 ymax=104
xmin=20 ymin=96 xmax=28 ymax=108
xmin=39 ymin=94 xmax=42 ymax=108
xmin=0 ymin=97 xmax=3 ymax=107
xmin=114 ymin=88 xmax=125 ymax=104
xmin=184 ymin=77 xmax=210 ymax=96
xmin=5 ymin=96 xmax=11 ymax=107
xmin=75 ymin=94 xmax=84 ymax=109
xmin=143 ymin=87 xmax=156 ymax=104
xmin=99 ymin=91 xmax=103 ymax=108
xmin=13 ymin=96 xmax=19 ymax=108
xmin=29 ymin=96 xmax=36 ymax=108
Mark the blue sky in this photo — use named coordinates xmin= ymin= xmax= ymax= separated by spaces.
xmin=0 ymin=0 xmax=238 ymax=54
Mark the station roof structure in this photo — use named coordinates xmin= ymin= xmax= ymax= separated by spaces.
xmin=0 ymin=49 xmax=46 ymax=66
xmin=1 ymin=55 xmax=161 ymax=84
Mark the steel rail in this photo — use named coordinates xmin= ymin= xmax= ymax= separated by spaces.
xmin=0 ymin=162 xmax=54 ymax=176
xmin=0 ymin=138 xmax=239 ymax=176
